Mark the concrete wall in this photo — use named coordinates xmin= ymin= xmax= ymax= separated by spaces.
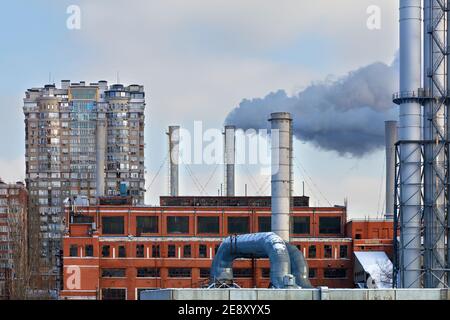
xmin=140 ymin=287 xmax=450 ymax=300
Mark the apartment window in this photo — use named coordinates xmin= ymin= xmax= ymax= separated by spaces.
xmin=319 ymin=217 xmax=341 ymax=234
xmin=167 ymin=216 xmax=189 ymax=234
xmin=136 ymin=244 xmax=145 ymax=258
xmin=152 ymin=245 xmax=160 ymax=258
xmin=233 ymin=268 xmax=252 ymax=278
xmin=199 ymin=268 xmax=210 ymax=278
xmin=227 ymin=217 xmax=249 ymax=234
xmin=198 ymin=244 xmax=207 ymax=258
xmin=136 ymin=216 xmax=158 ymax=235
xmin=339 ymin=245 xmax=348 ymax=259
xmin=137 ymin=268 xmax=160 ymax=278
xmin=183 ymin=245 xmax=191 ymax=258
xmin=258 ymin=217 xmax=271 ymax=232
xmin=168 ymin=268 xmax=191 ymax=278
xmin=262 ymin=268 xmax=271 ymax=278
xmin=102 ymin=268 xmax=126 ymax=278
xmin=309 ymin=268 xmax=317 ymax=279
xmin=85 ymin=245 xmax=94 ymax=257
xmin=102 ymin=216 xmax=124 ymax=235
xmin=324 ymin=245 xmax=332 ymax=258
xmin=197 ymin=216 xmax=219 ymax=234
xmin=118 ymin=245 xmax=126 ymax=258
xmin=102 ymin=288 xmax=126 ymax=300
xmin=168 ymin=244 xmax=176 ymax=258
xmin=324 ymin=268 xmax=347 ymax=279
xmin=101 ymin=245 xmax=110 ymax=257
xmin=69 ymin=245 xmax=78 ymax=257
xmin=308 ymin=245 xmax=316 ymax=258
xmin=292 ymin=217 xmax=310 ymax=234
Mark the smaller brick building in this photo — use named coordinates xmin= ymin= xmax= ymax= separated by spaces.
xmin=60 ymin=196 xmax=393 ymax=300
xmin=0 ymin=179 xmax=28 ymax=299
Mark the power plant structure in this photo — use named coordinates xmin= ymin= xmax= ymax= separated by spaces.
xmin=393 ymin=0 xmax=450 ymax=288
xmin=167 ymin=126 xmax=180 ymax=197
xmin=223 ymin=125 xmax=236 ymax=197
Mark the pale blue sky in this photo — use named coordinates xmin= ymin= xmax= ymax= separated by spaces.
xmin=0 ymin=0 xmax=399 ymax=218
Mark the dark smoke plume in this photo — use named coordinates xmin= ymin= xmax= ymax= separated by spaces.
xmin=225 ymin=58 xmax=398 ymax=157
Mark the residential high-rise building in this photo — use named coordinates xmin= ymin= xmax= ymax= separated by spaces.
xmin=0 ymin=179 xmax=28 ymax=299
xmin=23 ymin=81 xmax=146 ymax=289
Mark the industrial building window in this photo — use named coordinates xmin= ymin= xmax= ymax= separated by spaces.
xmin=102 ymin=268 xmax=126 ymax=278
xmin=215 ymin=244 xmax=220 ymax=254
xmin=167 ymin=216 xmax=189 ymax=234
xmin=102 ymin=216 xmax=125 ymax=235
xmin=262 ymin=268 xmax=271 ymax=278
xmin=308 ymin=245 xmax=316 ymax=258
xmin=200 ymin=268 xmax=210 ymax=278
xmin=233 ymin=268 xmax=252 ymax=278
xmin=168 ymin=244 xmax=176 ymax=258
xmin=102 ymin=288 xmax=126 ymax=300
xmin=339 ymin=245 xmax=348 ymax=259
xmin=136 ymin=216 xmax=158 ymax=235
xmin=69 ymin=245 xmax=78 ymax=257
xmin=168 ymin=268 xmax=191 ymax=278
xmin=292 ymin=217 xmax=310 ymax=234
xmin=85 ymin=245 xmax=94 ymax=257
xmin=199 ymin=244 xmax=207 ymax=258
xmin=324 ymin=268 xmax=346 ymax=279
xmin=227 ymin=217 xmax=249 ymax=234
xmin=136 ymin=244 xmax=145 ymax=258
xmin=118 ymin=245 xmax=126 ymax=258
xmin=101 ymin=245 xmax=110 ymax=257
xmin=197 ymin=216 xmax=219 ymax=234
xmin=183 ymin=245 xmax=191 ymax=258
xmin=324 ymin=245 xmax=332 ymax=258
xmin=258 ymin=217 xmax=271 ymax=232
xmin=309 ymin=268 xmax=317 ymax=278
xmin=137 ymin=268 xmax=160 ymax=278
xmin=152 ymin=245 xmax=160 ymax=258
xmin=319 ymin=217 xmax=341 ymax=234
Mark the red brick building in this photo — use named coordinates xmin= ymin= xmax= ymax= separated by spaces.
xmin=60 ymin=196 xmax=393 ymax=300
xmin=0 ymin=180 xmax=28 ymax=299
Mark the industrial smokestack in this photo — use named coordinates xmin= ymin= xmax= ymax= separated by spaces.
xmin=95 ymin=115 xmax=107 ymax=198
xmin=269 ymin=112 xmax=292 ymax=242
xmin=168 ymin=126 xmax=180 ymax=197
xmin=396 ymin=0 xmax=422 ymax=288
xmin=384 ymin=121 xmax=397 ymax=220
xmin=224 ymin=125 xmax=236 ymax=196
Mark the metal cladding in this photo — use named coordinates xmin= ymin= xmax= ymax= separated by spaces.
xmin=210 ymin=233 xmax=296 ymax=288
xmin=286 ymin=243 xmax=313 ymax=288
xmin=397 ymin=0 xmax=422 ymax=288
xmin=224 ymin=125 xmax=236 ymax=197
xmin=95 ymin=117 xmax=107 ymax=198
xmin=269 ymin=112 xmax=293 ymax=242
xmin=168 ymin=126 xmax=180 ymax=197
xmin=385 ymin=121 xmax=397 ymax=220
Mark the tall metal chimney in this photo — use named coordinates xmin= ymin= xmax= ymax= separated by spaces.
xmin=224 ymin=125 xmax=236 ymax=197
xmin=95 ymin=114 xmax=107 ymax=198
xmin=269 ymin=112 xmax=292 ymax=242
xmin=396 ymin=0 xmax=422 ymax=288
xmin=168 ymin=126 xmax=180 ymax=197
xmin=384 ymin=121 xmax=397 ymax=220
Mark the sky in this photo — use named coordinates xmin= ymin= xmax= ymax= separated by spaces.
xmin=0 ymin=0 xmax=399 ymax=219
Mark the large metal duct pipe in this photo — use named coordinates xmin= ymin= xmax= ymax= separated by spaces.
xmin=95 ymin=116 xmax=107 ymax=198
xmin=224 ymin=125 xmax=236 ymax=196
xmin=168 ymin=126 xmax=180 ymax=197
xmin=286 ymin=243 xmax=312 ymax=288
xmin=210 ymin=233 xmax=295 ymax=288
xmin=385 ymin=121 xmax=398 ymax=220
xmin=397 ymin=0 xmax=422 ymax=288
xmin=269 ymin=112 xmax=292 ymax=242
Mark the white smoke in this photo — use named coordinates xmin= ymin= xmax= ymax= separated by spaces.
xmin=225 ymin=57 xmax=399 ymax=157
